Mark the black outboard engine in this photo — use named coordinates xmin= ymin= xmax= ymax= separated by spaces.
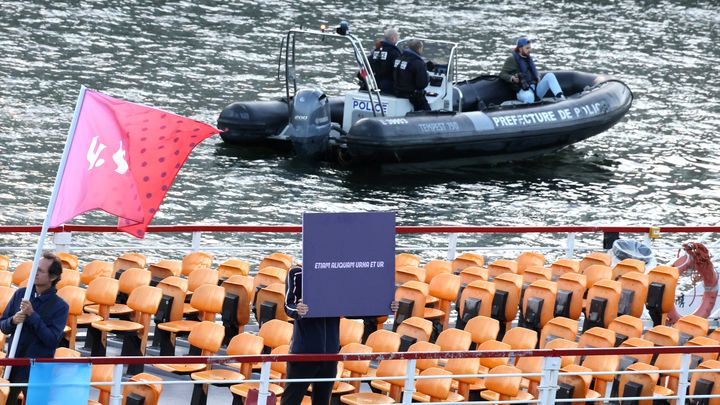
xmin=286 ymin=88 xmax=331 ymax=159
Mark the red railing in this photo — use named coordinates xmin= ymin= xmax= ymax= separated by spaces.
xmin=2 ymin=224 xmax=720 ymax=234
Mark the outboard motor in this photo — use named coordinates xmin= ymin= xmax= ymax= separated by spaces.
xmin=286 ymin=88 xmax=331 ymax=159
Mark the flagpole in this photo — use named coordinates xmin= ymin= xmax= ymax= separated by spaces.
xmin=4 ymin=85 xmax=88 ymax=379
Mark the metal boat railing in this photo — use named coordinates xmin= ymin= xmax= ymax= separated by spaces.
xmin=1 ymin=345 xmax=720 ymax=404
xmin=1 ymin=225 xmax=719 ymax=262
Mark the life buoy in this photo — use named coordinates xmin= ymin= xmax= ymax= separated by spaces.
xmin=667 ymin=242 xmax=718 ymax=324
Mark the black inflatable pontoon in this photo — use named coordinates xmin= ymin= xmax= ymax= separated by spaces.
xmin=217 ymin=28 xmax=632 ymax=167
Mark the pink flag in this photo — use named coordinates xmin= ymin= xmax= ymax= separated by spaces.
xmin=49 ymin=89 xmax=219 ymax=238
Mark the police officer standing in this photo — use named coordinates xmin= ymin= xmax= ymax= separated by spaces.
xmin=393 ymin=39 xmax=430 ymax=111
xmin=369 ymin=28 xmax=401 ymax=94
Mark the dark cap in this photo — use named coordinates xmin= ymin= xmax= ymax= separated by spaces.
xmin=517 ymin=36 xmax=531 ymax=47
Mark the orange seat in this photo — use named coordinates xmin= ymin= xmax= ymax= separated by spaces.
xmin=550 ymin=258 xmax=579 ymax=280
xmin=558 ymin=364 xmax=598 ymax=404
xmin=674 ymin=314 xmax=709 ymax=344
xmin=56 ymin=269 xmax=80 ymax=289
xmin=608 ymin=315 xmax=645 ymax=345
xmin=57 ymin=286 xmax=95 ymax=349
xmin=493 ymin=272 xmax=523 ymax=336
xmin=620 ymin=337 xmax=655 ymax=365
xmin=487 ymin=259 xmax=518 ymax=280
xmin=423 ymin=260 xmax=452 ymax=283
xmin=556 ymin=272 xmax=586 ymax=320
xmin=653 ymin=353 xmax=682 ymax=395
xmin=520 ymin=279 xmax=557 ymax=332
xmin=85 ymin=267 xmax=151 ymax=317
xmin=181 ymin=251 xmax=213 ymax=276
xmin=428 ymin=273 xmax=461 ymax=330
xmin=452 ymin=252 xmax=484 ymax=273
xmin=339 ymin=342 xmax=373 ymax=392
xmin=90 ymin=285 xmax=163 ymax=373
xmin=689 ymin=360 xmax=720 ymax=405
xmin=685 ymin=336 xmax=720 ymax=366
xmin=113 ymin=252 xmax=146 ymax=276
xmin=187 ymin=267 xmax=220 ymax=294
xmin=579 ymin=327 xmax=616 ymax=349
xmin=582 ymin=264 xmax=612 ymax=290
xmin=258 ymin=319 xmax=294 ymax=352
xmin=412 ymin=367 xmax=464 ymax=403
xmin=457 ymin=280 xmax=495 ymax=324
xmin=478 ymin=340 xmax=511 ymax=371
xmin=546 ymin=338 xmax=579 ymax=367
xmin=0 ymin=285 xmax=17 ymax=314
xmin=502 ymin=327 xmax=538 ymax=353
xmin=56 ymin=252 xmax=79 ymax=270
xmin=458 ymin=266 xmax=488 ymax=286
xmin=11 ymin=260 xmax=32 ymax=287
xmin=522 ymin=265 xmax=552 ymax=286
xmin=0 ymin=271 xmax=11 ymax=287
xmin=464 ymin=315 xmax=500 ymax=348
xmin=579 ymin=251 xmax=612 ymax=273
xmin=395 ymin=264 xmax=425 ymax=284
xmin=217 ymin=258 xmax=250 ymax=279
xmin=646 ymin=266 xmax=678 ymax=326
xmin=123 ymin=373 xmax=163 ymax=405
xmin=225 ymin=332 xmax=265 ymax=378
xmin=581 ymin=351 xmax=620 ymax=397
xmin=366 ymin=329 xmax=401 ymax=353
xmin=0 ymin=255 xmax=9 ymax=271
xmin=516 ymin=251 xmax=545 ymax=275
xmin=255 ymin=282 xmax=291 ymax=323
xmin=540 ymin=317 xmax=578 ymax=348
xmin=157 ymin=283 xmax=225 ymax=355
xmin=435 ymin=328 xmax=472 ymax=353
xmin=618 ymin=271 xmax=649 ymax=318
xmin=396 ymin=253 xmax=421 ymax=269
xmin=612 ymin=258 xmax=645 ymax=280
xmin=340 ymin=318 xmax=365 ymax=347
xmin=156 ymin=321 xmax=225 ymax=374
xmin=259 ymin=252 xmax=293 ymax=272
xmin=644 ymin=325 xmax=680 ymax=347
xmin=79 ymin=260 xmax=113 ymax=286
xmin=443 ymin=357 xmax=480 ymax=400
xmin=394 ymin=282 xmax=429 ymax=320
xmin=156 ymin=276 xmax=188 ymax=324
xmin=480 ymin=365 xmax=534 ymax=402
xmin=396 ymin=317 xmax=433 ymax=345
xmin=344 ymin=359 xmax=407 ymax=403
xmin=148 ymin=259 xmax=182 ymax=280
xmin=584 ymin=279 xmax=621 ymax=330
xmin=221 ymin=275 xmax=253 ymax=338
xmin=253 ymin=266 xmax=286 ymax=293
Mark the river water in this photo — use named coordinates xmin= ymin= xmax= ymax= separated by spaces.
xmin=0 ymin=1 xmax=719 ymax=264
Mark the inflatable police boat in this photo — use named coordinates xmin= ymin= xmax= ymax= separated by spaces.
xmin=217 ymin=26 xmax=633 ymax=167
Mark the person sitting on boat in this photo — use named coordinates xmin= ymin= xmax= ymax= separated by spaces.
xmin=394 ymin=39 xmax=431 ymax=111
xmin=369 ymin=28 xmax=401 ymax=94
xmin=499 ymin=36 xmax=565 ymax=103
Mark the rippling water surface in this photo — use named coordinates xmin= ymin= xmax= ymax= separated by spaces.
xmin=0 ymin=1 xmax=719 ymax=260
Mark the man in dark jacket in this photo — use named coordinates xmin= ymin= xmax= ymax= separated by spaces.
xmin=282 ymin=266 xmax=339 ymax=405
xmin=282 ymin=266 xmax=397 ymax=405
xmin=499 ymin=36 xmax=564 ymax=103
xmin=394 ymin=39 xmax=430 ymax=111
xmin=0 ymin=252 xmax=69 ymax=405
xmin=369 ymin=28 xmax=401 ymax=94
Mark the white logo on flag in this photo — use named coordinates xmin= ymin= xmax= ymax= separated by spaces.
xmin=87 ymin=136 xmax=106 ymax=169
xmin=86 ymin=136 xmax=129 ymax=174
xmin=113 ymin=141 xmax=129 ymax=174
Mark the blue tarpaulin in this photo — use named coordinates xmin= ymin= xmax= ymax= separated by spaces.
xmin=27 ymin=362 xmax=92 ymax=405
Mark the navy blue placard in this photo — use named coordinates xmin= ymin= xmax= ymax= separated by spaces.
xmin=302 ymin=212 xmax=395 ymax=318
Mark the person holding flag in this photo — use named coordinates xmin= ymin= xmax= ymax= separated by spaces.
xmin=2 ymin=85 xmax=219 ymax=402
xmin=0 ymin=253 xmax=69 ymax=404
